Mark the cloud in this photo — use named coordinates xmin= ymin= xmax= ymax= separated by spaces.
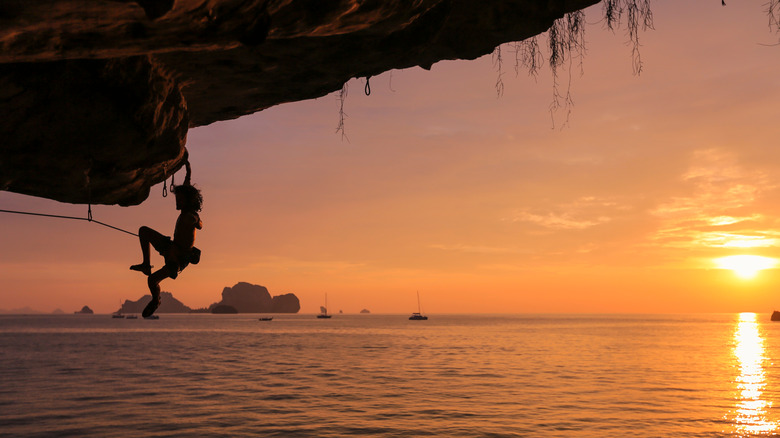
xmin=428 ymin=244 xmax=530 ymax=254
xmin=649 ymin=148 xmax=776 ymax=250
xmin=505 ymin=196 xmax=622 ymax=230
xmin=707 ymin=215 xmax=760 ymax=226
xmin=509 ymin=211 xmax=611 ymax=230
xmin=248 ymin=257 xmax=367 ymax=273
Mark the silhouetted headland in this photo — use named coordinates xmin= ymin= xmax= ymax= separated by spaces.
xmin=208 ymin=282 xmax=300 ymax=313
xmin=117 ymin=282 xmax=300 ymax=314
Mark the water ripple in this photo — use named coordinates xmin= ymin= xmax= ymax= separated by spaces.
xmin=0 ymin=314 xmax=775 ymax=437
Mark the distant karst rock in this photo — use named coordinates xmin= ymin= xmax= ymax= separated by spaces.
xmin=360 ymin=309 xmax=371 ymax=314
xmin=210 ymin=282 xmax=300 ymax=313
xmin=52 ymin=308 xmax=65 ymax=314
xmin=119 ymin=291 xmax=191 ymax=314
xmin=272 ymin=293 xmax=300 ymax=313
xmin=74 ymin=305 xmax=93 ymax=314
xmin=215 ymin=282 xmax=272 ymax=313
xmin=211 ymin=304 xmax=238 ymax=314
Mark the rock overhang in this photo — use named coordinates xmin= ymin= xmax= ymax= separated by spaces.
xmin=0 ymin=0 xmax=600 ymax=206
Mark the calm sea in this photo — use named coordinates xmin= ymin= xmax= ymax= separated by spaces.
xmin=0 ymin=313 xmax=778 ymax=437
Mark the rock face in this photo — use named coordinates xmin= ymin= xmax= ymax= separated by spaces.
xmin=116 ymin=283 xmax=298 ymax=313
xmin=74 ymin=305 xmax=94 ymax=314
xmin=211 ymin=304 xmax=238 ymax=314
xmin=0 ymin=0 xmax=599 ymax=206
xmin=1 ymin=57 xmax=188 ymax=206
xmin=210 ymin=282 xmax=300 ymax=313
xmin=271 ymin=293 xmax=300 ymax=313
xmin=120 ymin=291 xmax=192 ymax=313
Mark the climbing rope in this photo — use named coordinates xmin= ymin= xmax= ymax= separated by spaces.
xmin=365 ymin=76 xmax=371 ymax=96
xmin=0 ymin=160 xmax=138 ymax=237
xmin=0 ymin=208 xmax=138 ymax=237
xmin=1 ymin=154 xmax=192 ymax=238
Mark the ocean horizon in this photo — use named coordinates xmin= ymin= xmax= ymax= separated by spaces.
xmin=1 ymin=313 xmax=778 ymax=437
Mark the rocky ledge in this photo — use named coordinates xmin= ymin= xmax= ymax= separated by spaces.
xmin=0 ymin=0 xmax=598 ymax=206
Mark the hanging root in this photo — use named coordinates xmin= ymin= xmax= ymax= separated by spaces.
xmin=507 ymin=0 xmax=655 ymax=127
xmin=601 ymin=0 xmax=654 ymax=74
xmin=513 ymin=36 xmax=543 ymax=79
xmin=335 ymin=82 xmax=349 ymax=142
xmin=769 ymin=0 xmax=780 ymax=33
xmin=493 ymin=45 xmax=505 ymax=98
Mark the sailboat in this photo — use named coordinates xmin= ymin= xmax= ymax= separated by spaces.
xmin=112 ymin=300 xmax=125 ymax=318
xmin=317 ymin=293 xmax=332 ymax=319
xmin=409 ymin=291 xmax=428 ymax=320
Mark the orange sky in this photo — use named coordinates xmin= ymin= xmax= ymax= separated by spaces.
xmin=3 ymin=1 xmax=780 ymax=314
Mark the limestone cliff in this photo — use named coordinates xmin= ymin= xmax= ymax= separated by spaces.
xmin=0 ymin=0 xmax=599 ymax=206
xmin=210 ymin=281 xmax=300 ymax=313
xmin=120 ymin=291 xmax=192 ymax=313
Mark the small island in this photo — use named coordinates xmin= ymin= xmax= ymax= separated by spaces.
xmin=74 ymin=305 xmax=93 ymax=314
xmin=209 ymin=282 xmax=300 ymax=313
xmin=116 ymin=282 xmax=300 ymax=314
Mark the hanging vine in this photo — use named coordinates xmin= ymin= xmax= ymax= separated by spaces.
xmin=493 ymin=45 xmax=505 ymax=98
xmin=334 ymin=0 xmax=658 ymax=134
xmin=335 ymin=82 xmax=349 ymax=142
xmin=769 ymin=0 xmax=780 ymax=33
xmin=511 ymin=0 xmax=654 ymax=127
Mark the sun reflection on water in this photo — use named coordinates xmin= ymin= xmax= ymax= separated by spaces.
xmin=730 ymin=312 xmax=776 ymax=436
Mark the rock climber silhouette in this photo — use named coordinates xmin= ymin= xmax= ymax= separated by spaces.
xmin=130 ymin=158 xmax=202 ymax=317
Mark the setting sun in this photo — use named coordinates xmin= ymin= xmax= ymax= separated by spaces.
xmin=714 ymin=255 xmax=778 ymax=279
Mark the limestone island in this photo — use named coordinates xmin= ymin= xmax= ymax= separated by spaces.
xmin=117 ymin=282 xmax=300 ymax=314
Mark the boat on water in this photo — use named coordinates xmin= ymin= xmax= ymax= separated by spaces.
xmin=317 ymin=294 xmax=332 ymax=319
xmin=126 ymin=315 xmax=138 ymax=319
xmin=409 ymin=291 xmax=428 ymax=320
xmin=112 ymin=300 xmax=125 ymax=318
xmin=143 ymin=315 xmax=159 ymax=320
xmin=258 ymin=317 xmax=273 ymax=321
